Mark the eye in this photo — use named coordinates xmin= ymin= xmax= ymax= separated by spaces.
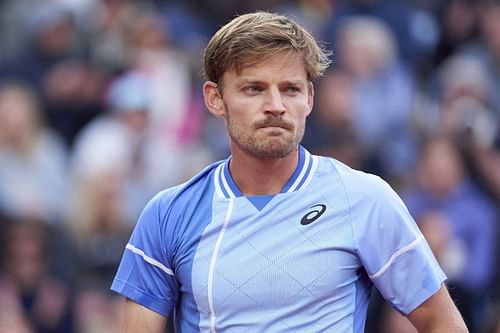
xmin=244 ymin=86 xmax=263 ymax=95
xmin=284 ymin=86 xmax=301 ymax=95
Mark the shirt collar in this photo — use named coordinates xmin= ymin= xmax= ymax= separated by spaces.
xmin=214 ymin=146 xmax=318 ymax=199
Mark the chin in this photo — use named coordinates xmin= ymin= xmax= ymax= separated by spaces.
xmin=230 ymin=129 xmax=301 ymax=158
xmin=249 ymin=140 xmax=297 ymax=158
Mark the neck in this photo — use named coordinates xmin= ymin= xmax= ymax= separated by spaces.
xmin=229 ymin=144 xmax=299 ymax=196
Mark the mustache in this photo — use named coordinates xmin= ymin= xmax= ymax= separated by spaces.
xmin=254 ymin=117 xmax=294 ymax=130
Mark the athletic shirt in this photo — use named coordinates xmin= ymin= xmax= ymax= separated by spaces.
xmin=111 ymin=146 xmax=446 ymax=332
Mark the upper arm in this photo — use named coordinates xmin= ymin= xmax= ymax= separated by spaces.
xmin=350 ymin=174 xmax=446 ymax=313
xmin=111 ymin=191 xmax=180 ymax=316
xmin=407 ymin=283 xmax=468 ymax=333
xmin=121 ymin=298 xmax=167 ymax=333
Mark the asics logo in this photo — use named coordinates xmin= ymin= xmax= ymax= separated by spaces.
xmin=300 ymin=204 xmax=326 ymax=225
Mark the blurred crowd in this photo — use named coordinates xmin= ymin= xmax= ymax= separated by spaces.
xmin=0 ymin=0 xmax=498 ymax=332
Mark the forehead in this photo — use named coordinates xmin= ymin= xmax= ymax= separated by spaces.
xmin=223 ymin=53 xmax=308 ymax=85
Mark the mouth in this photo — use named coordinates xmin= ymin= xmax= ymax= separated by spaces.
xmin=260 ymin=125 xmax=288 ymax=130
xmin=256 ymin=119 xmax=292 ymax=131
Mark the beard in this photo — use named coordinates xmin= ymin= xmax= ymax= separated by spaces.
xmin=225 ymin=109 xmax=305 ymax=158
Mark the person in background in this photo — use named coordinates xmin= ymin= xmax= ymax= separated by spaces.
xmin=0 ymin=80 xmax=68 ymax=223
xmin=334 ymin=16 xmax=418 ymax=183
xmin=302 ymin=68 xmax=364 ymax=170
xmin=403 ymin=136 xmax=497 ymax=331
xmin=0 ymin=218 xmax=74 ymax=333
xmin=68 ymin=70 xmax=213 ymax=290
xmin=0 ymin=2 xmax=102 ymax=147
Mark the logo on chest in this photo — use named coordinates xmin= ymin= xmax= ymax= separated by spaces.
xmin=300 ymin=204 xmax=327 ymax=225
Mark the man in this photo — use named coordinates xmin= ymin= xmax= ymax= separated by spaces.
xmin=111 ymin=12 xmax=468 ymax=332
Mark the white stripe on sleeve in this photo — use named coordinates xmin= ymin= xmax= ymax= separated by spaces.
xmin=368 ymin=235 xmax=424 ymax=280
xmin=125 ymin=243 xmax=174 ymax=276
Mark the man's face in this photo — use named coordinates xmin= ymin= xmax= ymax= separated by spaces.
xmin=218 ymin=54 xmax=313 ymax=158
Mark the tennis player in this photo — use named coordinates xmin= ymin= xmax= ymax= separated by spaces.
xmin=111 ymin=11 xmax=468 ymax=333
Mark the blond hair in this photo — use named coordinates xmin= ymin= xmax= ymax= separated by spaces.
xmin=203 ymin=12 xmax=331 ymax=85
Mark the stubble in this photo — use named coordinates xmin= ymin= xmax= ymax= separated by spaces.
xmin=224 ymin=108 xmax=305 ymax=158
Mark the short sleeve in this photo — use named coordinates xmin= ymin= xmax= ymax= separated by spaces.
xmin=111 ymin=191 xmax=179 ymax=317
xmin=349 ymin=174 xmax=446 ymax=315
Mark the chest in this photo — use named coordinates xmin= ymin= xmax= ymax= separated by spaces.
xmin=182 ymin=193 xmax=362 ymax=318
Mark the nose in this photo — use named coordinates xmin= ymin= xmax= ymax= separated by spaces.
xmin=264 ymin=87 xmax=285 ymax=115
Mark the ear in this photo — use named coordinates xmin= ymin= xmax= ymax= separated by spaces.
xmin=306 ymin=81 xmax=314 ymax=117
xmin=203 ymin=81 xmax=225 ymax=118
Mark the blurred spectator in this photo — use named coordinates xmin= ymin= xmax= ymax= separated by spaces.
xmin=334 ymin=16 xmax=417 ymax=181
xmin=273 ymin=0 xmax=335 ymax=39
xmin=71 ymin=71 xmax=212 ymax=221
xmin=0 ymin=80 xmax=68 ymax=223
xmin=437 ymin=55 xmax=497 ymax=146
xmin=322 ymin=0 xmax=439 ymax=68
xmin=86 ymin=1 xmax=209 ymax=153
xmin=416 ymin=49 xmax=500 ymax=332
xmin=42 ymin=59 xmax=105 ymax=148
xmin=159 ymin=1 xmax=216 ymax=55
xmin=0 ymin=2 xmax=105 ymax=147
xmin=439 ymin=56 xmax=500 ymax=202
xmin=459 ymin=0 xmax=500 ymax=115
xmin=66 ymin=162 xmax=132 ymax=290
xmin=67 ymin=72 xmax=151 ymax=289
xmin=447 ymin=0 xmax=500 ymax=204
xmin=403 ymin=136 xmax=497 ymax=331
xmin=0 ymin=2 xmax=83 ymax=93
xmin=0 ymin=1 xmax=79 ymax=71
xmin=421 ymin=53 xmax=500 ymax=201
xmin=84 ymin=0 xmax=139 ymax=73
xmin=0 ymin=219 xmax=74 ymax=333
xmin=303 ymin=69 xmax=364 ymax=169
xmin=124 ymin=3 xmax=204 ymax=146
xmin=432 ymin=0 xmax=479 ymax=67
xmin=68 ymin=70 xmax=213 ymax=288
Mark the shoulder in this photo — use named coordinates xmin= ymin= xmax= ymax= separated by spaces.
xmin=316 ymin=156 xmax=394 ymax=203
xmin=144 ymin=160 xmax=224 ymax=221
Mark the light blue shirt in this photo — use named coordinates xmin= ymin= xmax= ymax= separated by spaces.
xmin=111 ymin=146 xmax=446 ymax=332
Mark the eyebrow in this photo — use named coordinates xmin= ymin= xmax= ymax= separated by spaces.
xmin=236 ymin=79 xmax=306 ymax=87
xmin=281 ymin=80 xmax=305 ymax=86
xmin=236 ymin=79 xmax=265 ymax=86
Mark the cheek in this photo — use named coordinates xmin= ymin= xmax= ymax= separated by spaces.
xmin=225 ymin=109 xmax=251 ymax=134
xmin=291 ymin=103 xmax=310 ymax=123
xmin=286 ymin=94 xmax=311 ymax=111
xmin=226 ymin=109 xmax=249 ymax=126
xmin=224 ymin=100 xmax=256 ymax=121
